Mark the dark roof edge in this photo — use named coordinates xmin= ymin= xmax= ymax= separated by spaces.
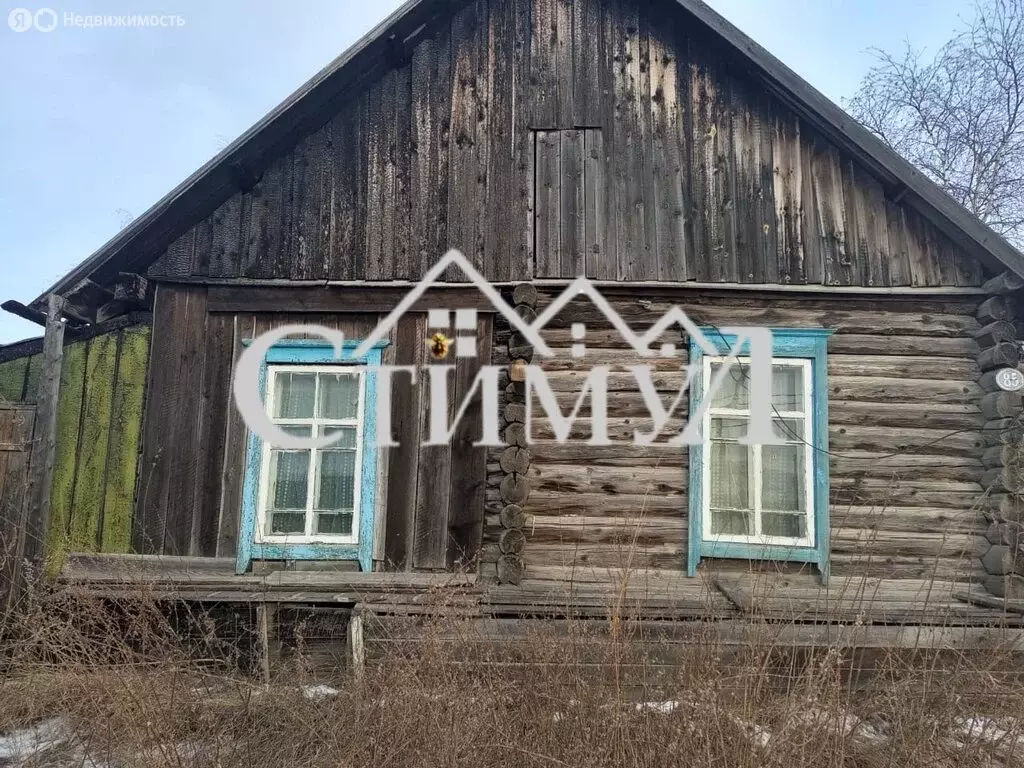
xmin=674 ymin=0 xmax=1024 ymax=276
xmin=30 ymin=0 xmax=1024 ymax=308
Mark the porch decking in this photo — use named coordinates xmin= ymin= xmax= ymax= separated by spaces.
xmin=54 ymin=553 xmax=1024 ymax=651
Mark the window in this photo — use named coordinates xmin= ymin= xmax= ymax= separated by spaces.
xmin=237 ymin=340 xmax=384 ymax=574
xmin=259 ymin=367 xmax=365 ymax=541
xmin=688 ymin=329 xmax=831 ymax=579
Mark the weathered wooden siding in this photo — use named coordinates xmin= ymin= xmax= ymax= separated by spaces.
xmin=0 ymin=405 xmax=35 ymax=604
xmin=42 ymin=326 xmax=151 ymax=572
xmin=483 ymin=290 xmax=990 ymax=584
xmin=136 ymin=284 xmax=493 ymax=569
xmin=144 ymin=0 xmax=987 ymax=288
xmin=0 ymin=354 xmax=41 ymax=404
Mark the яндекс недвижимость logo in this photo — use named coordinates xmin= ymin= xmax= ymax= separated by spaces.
xmin=232 ymin=250 xmax=782 ymax=450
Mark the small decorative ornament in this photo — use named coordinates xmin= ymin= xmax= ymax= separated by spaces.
xmin=428 ymin=332 xmax=451 ymax=360
xmin=995 ymin=367 xmax=1024 ymax=392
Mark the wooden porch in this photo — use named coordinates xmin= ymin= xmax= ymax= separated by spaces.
xmin=56 ymin=554 xmax=1024 ymax=652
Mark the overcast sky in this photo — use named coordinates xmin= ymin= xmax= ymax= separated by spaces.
xmin=0 ymin=0 xmax=969 ymax=343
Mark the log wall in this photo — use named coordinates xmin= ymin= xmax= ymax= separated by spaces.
xmin=143 ymin=0 xmax=987 ymax=288
xmin=483 ymin=288 xmax=992 ymax=585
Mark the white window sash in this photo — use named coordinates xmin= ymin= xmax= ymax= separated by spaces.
xmin=255 ymin=364 xmax=367 ymax=546
xmin=701 ymin=356 xmax=815 ymax=548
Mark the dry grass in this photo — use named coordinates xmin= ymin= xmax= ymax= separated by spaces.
xmin=0 ymin=576 xmax=1023 ymax=768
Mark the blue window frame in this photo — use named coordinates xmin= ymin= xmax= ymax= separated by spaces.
xmin=687 ymin=328 xmax=832 ymax=581
xmin=236 ymin=339 xmax=386 ymax=575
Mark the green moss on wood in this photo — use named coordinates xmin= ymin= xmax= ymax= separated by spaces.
xmin=101 ymin=327 xmax=150 ymax=553
xmin=45 ymin=340 xmax=87 ymax=576
xmin=69 ymin=333 xmax=118 ymax=553
xmin=22 ymin=354 xmax=42 ymax=403
xmin=0 ymin=358 xmax=29 ymax=402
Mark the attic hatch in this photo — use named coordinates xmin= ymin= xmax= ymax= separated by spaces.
xmin=532 ymin=128 xmax=606 ymax=279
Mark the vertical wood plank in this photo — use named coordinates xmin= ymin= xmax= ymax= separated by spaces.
xmin=393 ymin=64 xmax=415 ymax=279
xmin=530 ymin=0 xmax=557 ymax=128
xmin=209 ymin=193 xmax=245 ymax=278
xmin=20 ymin=296 xmax=65 ymax=577
xmin=353 ymin=91 xmax=371 ymax=280
xmin=216 ymin=314 xmax=255 ymax=558
xmin=44 ymin=338 xmax=86 ymax=570
xmin=772 ymin=110 xmax=804 ymax=283
xmin=534 ymin=130 xmax=561 ymax=277
xmin=583 ymin=129 xmax=613 ymax=278
xmin=448 ymin=1 xmax=485 ymax=273
xmin=242 ymin=157 xmax=286 ymax=279
xmin=410 ymin=27 xmax=452 ymax=275
xmin=165 ymin=288 xmax=207 ymax=556
xmin=327 ymin=111 xmax=359 ymax=280
xmin=193 ymin=314 xmax=234 ymax=557
xmin=884 ymin=200 xmax=911 ymax=287
xmin=134 ymin=286 xmax=186 ymax=553
xmin=413 ymin=359 xmax=455 ymax=569
xmin=447 ymin=315 xmax=493 ymax=566
xmin=559 ymin=129 xmax=585 ymax=277
xmin=798 ymin=124 xmax=822 ymax=284
xmin=293 ymin=129 xmax=329 ymax=280
xmin=484 ymin=0 xmax=526 ymax=281
xmin=756 ymin=95 xmax=779 ymax=284
xmin=151 ymin=229 xmax=195 ymax=279
xmin=810 ymin=143 xmax=850 ymax=285
xmin=572 ymin=0 xmax=603 ymax=127
xmin=384 ymin=314 xmax=425 ymax=569
xmin=552 ymin=0 xmax=573 ymax=128
xmin=101 ymin=327 xmax=150 ymax=553
xmin=649 ymin=26 xmax=689 ymax=281
xmin=0 ymin=407 xmax=34 ymax=610
xmin=366 ymin=74 xmax=395 ymax=281
xmin=68 ymin=333 xmax=118 ymax=553
xmin=22 ymin=354 xmax=41 ymax=404
xmin=190 ymin=217 xmax=215 ymax=277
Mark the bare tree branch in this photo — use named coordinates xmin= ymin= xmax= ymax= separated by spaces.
xmin=848 ymin=0 xmax=1024 ymax=246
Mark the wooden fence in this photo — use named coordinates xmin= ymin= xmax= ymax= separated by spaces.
xmin=0 ymin=324 xmax=151 ymax=575
xmin=0 ymin=405 xmax=35 ymax=608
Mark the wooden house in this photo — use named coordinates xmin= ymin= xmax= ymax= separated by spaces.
xmin=3 ymin=0 xmax=1024 ymax=652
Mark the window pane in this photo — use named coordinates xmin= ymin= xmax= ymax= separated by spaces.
xmin=710 ymin=509 xmax=752 ymax=536
xmin=319 ymin=372 xmax=360 ymax=419
xmin=279 ymin=425 xmax=312 ymax=438
xmin=761 ymin=443 xmax=805 ymax=512
xmin=771 ymin=365 xmax=804 ymax=411
xmin=270 ymin=512 xmax=305 ymax=534
xmin=317 ymin=450 xmax=357 ymax=511
xmin=709 ymin=363 xmax=749 ymax=410
xmin=762 ymin=512 xmax=806 ymax=538
xmin=709 ymin=442 xmax=750 ymax=510
xmin=323 ymin=425 xmax=358 ymax=449
xmin=709 ymin=417 xmax=747 ymax=442
xmin=771 ymin=418 xmax=805 ymax=444
xmin=316 ymin=512 xmax=354 ymax=536
xmin=273 ymin=373 xmax=315 ymax=418
xmin=269 ymin=450 xmax=309 ymax=509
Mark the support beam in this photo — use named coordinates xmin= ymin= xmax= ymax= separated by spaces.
xmin=15 ymin=295 xmax=66 ymax=587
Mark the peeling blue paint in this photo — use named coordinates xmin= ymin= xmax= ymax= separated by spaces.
xmin=236 ymin=339 xmax=385 ymax=575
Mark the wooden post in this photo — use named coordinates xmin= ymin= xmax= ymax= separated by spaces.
xmin=16 ymin=294 xmax=66 ymax=578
